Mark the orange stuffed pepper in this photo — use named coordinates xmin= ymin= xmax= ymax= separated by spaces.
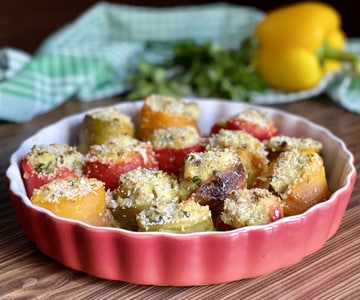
xmin=31 ymin=176 xmax=109 ymax=226
xmin=138 ymin=94 xmax=201 ymax=140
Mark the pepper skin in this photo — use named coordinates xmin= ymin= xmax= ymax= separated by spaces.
xmin=254 ymin=1 xmax=351 ymax=91
xmin=21 ymin=157 xmax=80 ymax=197
xmin=154 ymin=143 xmax=205 ymax=176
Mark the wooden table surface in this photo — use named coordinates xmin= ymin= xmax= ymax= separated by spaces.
xmin=0 ymin=95 xmax=359 ymax=299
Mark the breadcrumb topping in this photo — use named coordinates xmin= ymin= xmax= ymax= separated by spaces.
xmin=137 ymin=200 xmax=212 ymax=231
xmin=114 ymin=168 xmax=180 ymax=208
xmin=232 ymin=109 xmax=273 ymax=126
xmin=182 ymin=148 xmax=242 ymax=182
xmin=207 ymin=129 xmax=267 ymax=157
xmin=268 ymin=148 xmax=323 ymax=195
xmin=25 ymin=143 xmax=83 ymax=175
xmin=145 ymin=94 xmax=200 ymax=120
xmin=87 ymin=106 xmax=134 ymax=125
xmin=265 ymin=135 xmax=322 ymax=152
xmin=85 ymin=135 xmax=151 ymax=164
xmin=149 ymin=126 xmax=201 ymax=149
xmin=221 ymin=188 xmax=282 ymax=227
xmin=31 ymin=177 xmax=104 ymax=204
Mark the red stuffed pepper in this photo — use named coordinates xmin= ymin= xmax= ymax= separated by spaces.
xmin=148 ymin=126 xmax=205 ymax=176
xmin=210 ymin=109 xmax=278 ymax=141
xmin=83 ymin=135 xmax=158 ymax=190
xmin=21 ymin=143 xmax=84 ymax=197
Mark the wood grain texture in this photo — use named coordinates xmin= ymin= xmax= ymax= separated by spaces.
xmin=1 ymin=96 xmax=360 ymax=300
xmin=1 ymin=1 xmax=360 ymax=298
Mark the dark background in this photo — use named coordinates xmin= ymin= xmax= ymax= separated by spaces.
xmin=0 ymin=0 xmax=357 ymax=53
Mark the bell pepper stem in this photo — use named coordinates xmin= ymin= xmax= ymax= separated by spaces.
xmin=320 ymin=44 xmax=360 ymax=74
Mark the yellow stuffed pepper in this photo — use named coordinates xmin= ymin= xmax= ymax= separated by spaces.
xmin=254 ymin=1 xmax=360 ymax=91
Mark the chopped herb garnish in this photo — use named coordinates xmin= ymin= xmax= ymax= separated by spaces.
xmin=192 ymin=176 xmax=202 ymax=185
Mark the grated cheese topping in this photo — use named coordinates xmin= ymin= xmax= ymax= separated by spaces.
xmin=231 ymin=109 xmax=273 ymax=127
xmin=221 ymin=188 xmax=281 ymax=227
xmin=145 ymin=94 xmax=200 ymax=120
xmin=85 ymin=135 xmax=152 ymax=164
xmin=87 ymin=106 xmax=134 ymax=125
xmin=182 ymin=148 xmax=242 ymax=182
xmin=25 ymin=143 xmax=83 ymax=175
xmin=207 ymin=129 xmax=268 ymax=158
xmin=267 ymin=148 xmax=323 ymax=196
xmin=31 ymin=177 xmax=104 ymax=204
xmin=149 ymin=126 xmax=201 ymax=149
xmin=265 ymin=135 xmax=323 ymax=152
xmin=114 ymin=168 xmax=180 ymax=208
xmin=137 ymin=200 xmax=212 ymax=227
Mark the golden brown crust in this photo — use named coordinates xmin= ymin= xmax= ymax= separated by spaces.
xmin=257 ymin=148 xmax=329 ymax=216
xmin=220 ymin=188 xmax=283 ymax=228
xmin=186 ymin=163 xmax=247 ymax=220
xmin=207 ymin=129 xmax=268 ymax=187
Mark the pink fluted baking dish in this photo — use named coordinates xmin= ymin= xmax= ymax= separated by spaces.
xmin=6 ymin=99 xmax=356 ymax=286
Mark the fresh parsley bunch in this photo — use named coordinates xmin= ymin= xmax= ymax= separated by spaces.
xmin=125 ymin=38 xmax=268 ymax=102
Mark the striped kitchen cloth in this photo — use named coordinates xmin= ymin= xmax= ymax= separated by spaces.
xmin=0 ymin=2 xmax=263 ymax=122
xmin=1 ymin=2 xmax=360 ymax=122
xmin=326 ymin=39 xmax=360 ymax=114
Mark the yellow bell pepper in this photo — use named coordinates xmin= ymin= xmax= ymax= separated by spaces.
xmin=254 ymin=1 xmax=360 ymax=91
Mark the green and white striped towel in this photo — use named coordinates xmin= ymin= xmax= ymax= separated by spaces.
xmin=0 ymin=2 xmax=263 ymax=122
xmin=326 ymin=39 xmax=360 ymax=114
xmin=1 ymin=2 xmax=360 ymax=122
